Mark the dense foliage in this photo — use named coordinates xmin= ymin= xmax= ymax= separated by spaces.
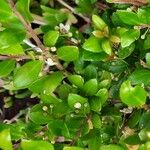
xmin=1 ymin=0 xmax=150 ymax=149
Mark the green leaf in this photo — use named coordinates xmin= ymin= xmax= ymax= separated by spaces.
xmin=68 ymin=93 xmax=88 ymax=109
xmin=0 ymin=44 xmax=24 ymax=55
xmin=115 ymin=10 xmax=141 ymax=25
xmin=137 ymin=8 xmax=150 ymax=24
xmin=48 ymin=120 xmax=70 ymax=137
xmin=13 ymin=60 xmax=43 ymax=88
xmin=90 ymin=96 xmax=101 ymax=112
xmin=82 ymin=79 xmax=98 ymax=96
xmin=101 ymin=38 xmax=112 ymax=55
xmin=29 ymin=72 xmax=63 ymax=94
xmin=83 ymin=51 xmax=108 ymax=61
xmin=121 ymin=29 xmax=140 ymax=48
xmin=96 ymin=88 xmax=108 ymax=105
xmin=83 ymin=36 xmax=103 ymax=53
xmin=129 ymin=69 xmax=150 ymax=86
xmin=91 ymin=114 xmax=101 ymax=129
xmin=43 ymin=30 xmax=59 ymax=46
xmin=63 ymin=146 xmax=84 ymax=150
xmin=84 ymin=65 xmax=97 ymax=80
xmin=120 ymin=80 xmax=147 ymax=107
xmin=0 ymin=129 xmax=13 ymax=150
xmin=100 ymin=144 xmax=124 ymax=150
xmin=21 ymin=140 xmax=54 ymax=150
xmin=118 ymin=43 xmax=135 ymax=59
xmin=0 ymin=0 xmax=14 ymax=22
xmin=57 ymin=46 xmax=79 ymax=61
xmin=144 ymin=34 xmax=150 ymax=49
xmin=41 ymin=6 xmax=68 ymax=27
xmin=68 ymin=75 xmax=84 ymax=88
xmin=92 ymin=15 xmax=107 ymax=30
xmin=16 ymin=0 xmax=33 ymax=22
xmin=146 ymin=53 xmax=150 ymax=67
xmin=0 ymin=60 xmax=15 ymax=77
xmin=0 ymin=29 xmax=26 ymax=49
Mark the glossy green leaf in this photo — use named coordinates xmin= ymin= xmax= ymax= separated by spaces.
xmin=121 ymin=29 xmax=140 ymax=48
xmin=0 ymin=44 xmax=24 ymax=55
xmin=118 ymin=43 xmax=135 ymax=59
xmin=0 ymin=28 xmax=26 ymax=49
xmin=16 ymin=0 xmax=33 ymax=22
xmin=83 ymin=36 xmax=103 ymax=53
xmin=68 ymin=93 xmax=88 ymax=109
xmin=21 ymin=140 xmax=54 ymax=150
xmin=0 ymin=129 xmax=13 ymax=150
xmin=68 ymin=75 xmax=84 ymax=88
xmin=102 ymin=38 xmax=112 ymax=55
xmin=144 ymin=34 xmax=150 ymax=49
xmin=83 ymin=51 xmax=108 ymax=61
xmin=120 ymin=80 xmax=147 ymax=107
xmin=115 ymin=10 xmax=141 ymax=25
xmin=92 ymin=15 xmax=107 ymax=30
xmin=43 ymin=30 xmax=59 ymax=46
xmin=82 ymin=79 xmax=98 ymax=96
xmin=91 ymin=114 xmax=101 ymax=129
xmin=29 ymin=72 xmax=63 ymax=94
xmin=63 ymin=146 xmax=84 ymax=150
xmin=84 ymin=65 xmax=97 ymax=80
xmin=57 ymin=46 xmax=79 ymax=61
xmin=96 ymin=88 xmax=108 ymax=105
xmin=146 ymin=53 xmax=150 ymax=67
xmin=0 ymin=0 xmax=14 ymax=22
xmin=14 ymin=60 xmax=43 ymax=88
xmin=129 ymin=69 xmax=150 ymax=86
xmin=100 ymin=144 xmax=124 ymax=150
xmin=0 ymin=60 xmax=15 ymax=77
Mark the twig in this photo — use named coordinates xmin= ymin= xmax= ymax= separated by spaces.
xmin=7 ymin=0 xmax=45 ymax=51
xmin=7 ymin=0 xmax=64 ymax=71
xmin=109 ymin=0 xmax=148 ymax=6
xmin=0 ymin=55 xmax=31 ymax=61
xmin=56 ymin=0 xmax=90 ymax=23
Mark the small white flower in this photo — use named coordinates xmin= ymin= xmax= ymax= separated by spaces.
xmin=42 ymin=106 xmax=48 ymax=111
xmin=59 ymin=23 xmax=70 ymax=33
xmin=50 ymin=47 xmax=56 ymax=52
xmin=74 ymin=102 xmax=81 ymax=109
xmin=45 ymin=58 xmax=56 ymax=66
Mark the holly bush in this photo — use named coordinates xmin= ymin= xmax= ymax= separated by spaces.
xmin=1 ymin=0 xmax=150 ymax=150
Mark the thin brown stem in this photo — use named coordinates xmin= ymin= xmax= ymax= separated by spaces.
xmin=7 ymin=0 xmax=45 ymax=51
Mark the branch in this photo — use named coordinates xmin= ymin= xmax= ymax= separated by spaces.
xmin=109 ymin=0 xmax=148 ymax=6
xmin=56 ymin=0 xmax=90 ymax=23
xmin=7 ymin=0 xmax=64 ymax=71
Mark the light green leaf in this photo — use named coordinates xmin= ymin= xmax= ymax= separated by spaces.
xmin=57 ymin=46 xmax=79 ymax=61
xmin=16 ymin=0 xmax=33 ymax=22
xmin=83 ymin=36 xmax=103 ymax=53
xmin=82 ymin=79 xmax=98 ymax=96
xmin=92 ymin=15 xmax=107 ymax=30
xmin=63 ymin=146 xmax=84 ymax=150
xmin=0 ymin=0 xmax=14 ymax=22
xmin=43 ymin=30 xmax=59 ymax=46
xmin=118 ymin=43 xmax=135 ymax=59
xmin=91 ymin=114 xmax=101 ymax=129
xmin=121 ymin=29 xmax=140 ymax=48
xmin=29 ymin=72 xmax=63 ymax=94
xmin=101 ymin=38 xmax=112 ymax=55
xmin=68 ymin=93 xmax=88 ymax=109
xmin=96 ymin=88 xmax=108 ymax=105
xmin=14 ymin=60 xmax=43 ymax=88
xmin=21 ymin=140 xmax=54 ymax=150
xmin=0 ymin=44 xmax=24 ymax=55
xmin=0 ymin=60 xmax=15 ymax=77
xmin=146 ymin=53 xmax=150 ymax=67
xmin=120 ymin=80 xmax=147 ymax=107
xmin=129 ymin=69 xmax=150 ymax=86
xmin=0 ymin=29 xmax=26 ymax=49
xmin=68 ymin=75 xmax=84 ymax=88
xmin=115 ymin=10 xmax=141 ymax=25
xmin=144 ymin=34 xmax=150 ymax=49
xmin=0 ymin=129 xmax=13 ymax=150
xmin=100 ymin=144 xmax=124 ymax=150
